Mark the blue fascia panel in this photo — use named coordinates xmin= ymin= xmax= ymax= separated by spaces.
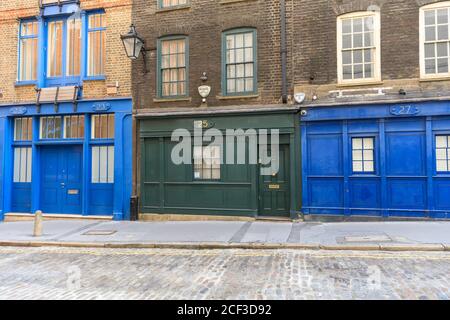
xmin=301 ymin=100 xmax=450 ymax=122
xmin=301 ymin=100 xmax=450 ymax=220
xmin=0 ymin=98 xmax=133 ymax=221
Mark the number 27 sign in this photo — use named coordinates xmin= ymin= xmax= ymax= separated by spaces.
xmin=390 ymin=105 xmax=420 ymax=116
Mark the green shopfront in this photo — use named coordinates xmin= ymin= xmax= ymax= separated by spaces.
xmin=138 ymin=108 xmax=301 ymax=219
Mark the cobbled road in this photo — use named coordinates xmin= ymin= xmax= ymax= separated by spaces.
xmin=0 ymin=247 xmax=448 ymax=300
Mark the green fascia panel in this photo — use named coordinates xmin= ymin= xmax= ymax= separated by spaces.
xmin=139 ymin=111 xmax=300 ymax=217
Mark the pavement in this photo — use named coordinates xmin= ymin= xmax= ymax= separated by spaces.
xmin=0 ymin=220 xmax=450 ymax=251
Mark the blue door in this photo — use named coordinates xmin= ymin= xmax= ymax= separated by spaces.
xmin=40 ymin=145 xmax=83 ymax=214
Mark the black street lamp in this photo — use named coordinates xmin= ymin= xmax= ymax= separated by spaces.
xmin=121 ymin=24 xmax=149 ymax=73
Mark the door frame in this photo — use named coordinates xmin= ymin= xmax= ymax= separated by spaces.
xmin=257 ymin=137 xmax=292 ymax=218
xmin=39 ymin=144 xmax=84 ymax=214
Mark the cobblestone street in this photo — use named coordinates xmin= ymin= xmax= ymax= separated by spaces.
xmin=0 ymin=247 xmax=448 ymax=300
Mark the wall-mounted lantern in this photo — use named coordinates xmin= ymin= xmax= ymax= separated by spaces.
xmin=121 ymin=24 xmax=149 ymax=73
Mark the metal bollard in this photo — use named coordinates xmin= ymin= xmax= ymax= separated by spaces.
xmin=33 ymin=210 xmax=43 ymax=237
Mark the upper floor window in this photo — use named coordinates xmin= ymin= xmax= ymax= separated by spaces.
xmin=18 ymin=20 xmax=38 ymax=82
xmin=160 ymin=0 xmax=187 ymax=9
xmin=420 ymin=2 xmax=450 ymax=79
xmin=47 ymin=17 xmax=81 ymax=79
xmin=337 ymin=11 xmax=381 ymax=84
xmin=222 ymin=28 xmax=257 ymax=96
xmin=158 ymin=37 xmax=188 ymax=98
xmin=87 ymin=13 xmax=106 ymax=77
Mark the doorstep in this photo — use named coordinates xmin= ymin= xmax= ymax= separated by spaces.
xmin=4 ymin=213 xmax=113 ymax=222
xmin=139 ymin=213 xmax=298 ymax=223
xmin=139 ymin=213 xmax=256 ymax=222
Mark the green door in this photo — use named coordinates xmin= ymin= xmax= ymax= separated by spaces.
xmin=258 ymin=144 xmax=290 ymax=217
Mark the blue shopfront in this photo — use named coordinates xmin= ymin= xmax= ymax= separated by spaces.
xmin=0 ymin=99 xmax=132 ymax=221
xmin=301 ymin=100 xmax=450 ymax=219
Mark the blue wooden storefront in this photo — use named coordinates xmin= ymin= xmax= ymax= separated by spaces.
xmin=301 ymin=100 xmax=450 ymax=219
xmin=0 ymin=98 xmax=132 ymax=221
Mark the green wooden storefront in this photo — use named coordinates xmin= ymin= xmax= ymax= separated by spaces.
xmin=138 ymin=108 xmax=300 ymax=218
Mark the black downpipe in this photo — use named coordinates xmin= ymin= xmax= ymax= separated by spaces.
xmin=280 ymin=0 xmax=288 ymax=104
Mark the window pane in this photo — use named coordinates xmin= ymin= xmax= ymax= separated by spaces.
xmin=66 ymin=18 xmax=81 ymax=76
xmin=108 ymin=146 xmax=114 ymax=183
xmin=47 ymin=21 xmax=63 ymax=77
xmin=92 ymin=114 xmax=114 ymax=139
xmin=92 ymin=146 xmax=99 ymax=183
xmin=40 ymin=116 xmax=62 ymax=139
xmin=425 ymin=58 xmax=436 ymax=74
xmin=425 ymin=43 xmax=435 ymax=58
xmin=425 ymin=10 xmax=436 ymax=26
xmin=353 ymin=161 xmax=363 ymax=172
xmin=425 ymin=26 xmax=436 ymax=41
xmin=353 ymin=150 xmax=363 ymax=161
xmin=64 ymin=115 xmax=84 ymax=139
xmin=437 ymin=8 xmax=448 ymax=24
xmin=364 ymin=161 xmax=374 ymax=172
xmin=14 ymin=147 xmax=32 ymax=183
xmin=437 ymin=135 xmax=448 ymax=147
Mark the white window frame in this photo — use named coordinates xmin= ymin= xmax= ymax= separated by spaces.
xmin=351 ymin=137 xmax=375 ymax=173
xmin=337 ymin=11 xmax=381 ymax=85
xmin=436 ymin=135 xmax=450 ymax=172
xmin=420 ymin=1 xmax=450 ymax=80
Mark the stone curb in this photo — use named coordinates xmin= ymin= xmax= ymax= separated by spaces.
xmin=0 ymin=241 xmax=449 ymax=252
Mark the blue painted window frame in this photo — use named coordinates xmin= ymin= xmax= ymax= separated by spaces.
xmin=42 ymin=9 xmax=106 ymax=87
xmin=221 ymin=28 xmax=258 ymax=96
xmin=350 ymin=136 xmax=377 ymax=174
xmin=157 ymin=35 xmax=189 ymax=99
xmin=90 ymin=113 xmax=115 ymax=184
xmin=17 ymin=19 xmax=39 ymax=85
xmin=44 ymin=16 xmax=82 ymax=87
xmin=158 ymin=0 xmax=189 ymax=9
xmin=39 ymin=115 xmax=85 ymax=141
xmin=86 ymin=11 xmax=106 ymax=80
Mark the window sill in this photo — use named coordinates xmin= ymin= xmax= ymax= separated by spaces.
xmin=336 ymin=80 xmax=383 ymax=88
xmin=84 ymin=76 xmax=106 ymax=81
xmin=153 ymin=97 xmax=192 ymax=103
xmin=15 ymin=81 xmax=37 ymax=87
xmin=419 ymin=76 xmax=450 ymax=82
xmin=156 ymin=4 xmax=191 ymax=13
xmin=220 ymin=0 xmax=257 ymax=4
xmin=216 ymin=94 xmax=259 ymax=100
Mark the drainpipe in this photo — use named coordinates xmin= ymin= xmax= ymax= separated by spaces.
xmin=280 ymin=0 xmax=288 ymax=104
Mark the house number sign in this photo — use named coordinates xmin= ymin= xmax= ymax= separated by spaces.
xmin=9 ymin=107 xmax=27 ymax=115
xmin=390 ymin=105 xmax=420 ymax=116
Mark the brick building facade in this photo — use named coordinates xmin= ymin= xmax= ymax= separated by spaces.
xmin=132 ymin=0 xmax=301 ymax=219
xmin=0 ymin=0 xmax=133 ymax=221
xmin=297 ymin=0 xmax=450 ymax=219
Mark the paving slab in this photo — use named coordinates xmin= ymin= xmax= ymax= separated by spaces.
xmin=299 ymin=222 xmax=450 ymax=245
xmin=0 ymin=220 xmax=100 ymax=241
xmin=238 ymin=221 xmax=293 ymax=243
xmin=59 ymin=221 xmax=246 ymax=243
